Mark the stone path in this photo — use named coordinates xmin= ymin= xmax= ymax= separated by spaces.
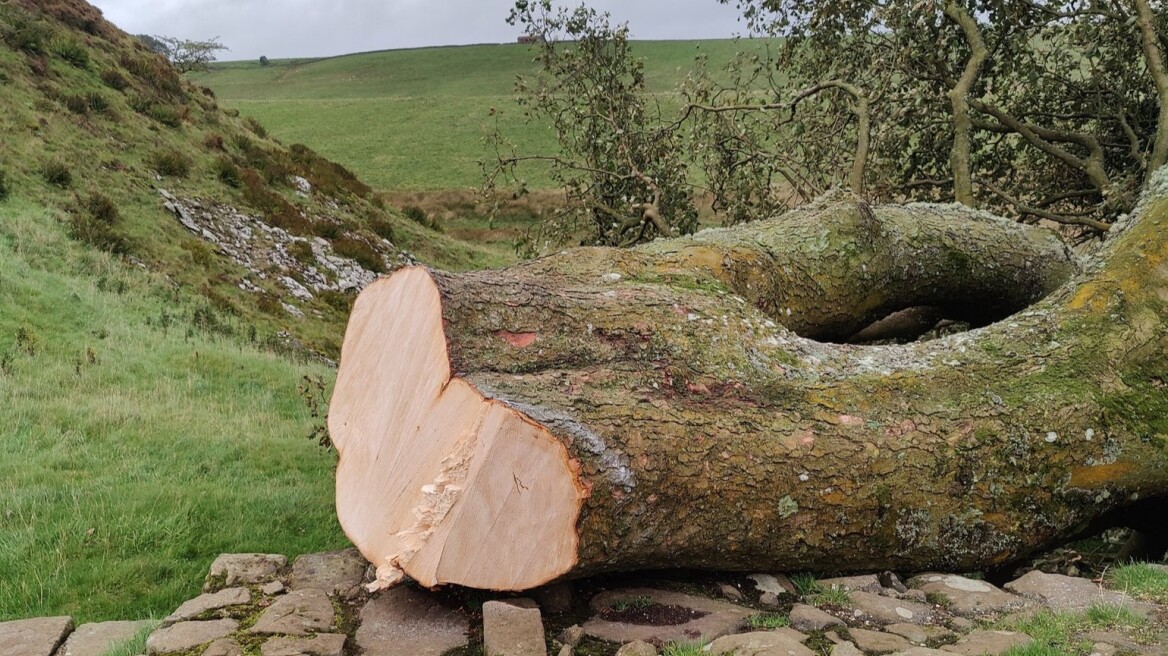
xmin=2 ymin=550 xmax=1166 ymax=656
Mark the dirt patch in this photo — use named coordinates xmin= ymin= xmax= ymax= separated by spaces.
xmin=599 ymin=604 xmax=708 ymax=626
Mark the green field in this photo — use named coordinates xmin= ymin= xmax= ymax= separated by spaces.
xmin=193 ymin=40 xmax=760 ymax=191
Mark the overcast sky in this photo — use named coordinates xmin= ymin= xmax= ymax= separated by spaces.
xmin=88 ymin=0 xmax=748 ymax=61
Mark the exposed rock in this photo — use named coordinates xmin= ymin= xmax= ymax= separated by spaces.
xmin=162 ymin=588 xmax=251 ymax=627
xmin=290 ymin=549 xmax=367 ymax=599
xmin=848 ymin=627 xmax=913 ymax=653
xmin=1090 ymin=643 xmax=1118 ymax=656
xmin=831 ymin=642 xmax=865 ymax=656
xmin=879 ymin=572 xmax=909 ymax=594
xmin=559 ymin=625 xmax=584 ymax=648
xmin=750 ymin=573 xmax=798 ymax=596
xmin=583 ymin=588 xmax=752 ymax=644
xmin=558 ymin=646 xmax=573 ymax=656
xmin=146 ymin=620 xmax=238 ymax=655
xmin=1004 ymin=571 xmax=1153 ymax=616
xmin=1079 ymin=630 xmax=1145 ymax=654
xmin=719 ymin=584 xmax=745 ymax=602
xmin=260 ymin=633 xmax=347 ymax=656
xmin=204 ymin=638 xmax=243 ymax=656
xmin=940 ymin=630 xmax=1032 ymax=656
xmin=59 ymin=620 xmax=153 ymax=656
xmin=890 ymin=649 xmax=956 ymax=656
xmin=206 ymin=553 xmax=287 ymax=589
xmin=615 ymin=640 xmax=658 ymax=656
xmin=790 ymin=603 xmax=845 ymax=631
xmin=249 ymin=589 xmax=335 ymax=636
xmin=483 ymin=599 xmax=546 ymax=656
xmin=532 ymin=582 xmax=575 ymax=615
xmin=820 ymin=575 xmax=884 ymax=593
xmin=898 ymin=590 xmax=929 ymax=603
xmin=884 ymin=623 xmax=955 ymax=646
xmin=264 ymin=581 xmax=287 ymax=596
xmin=706 ymin=630 xmax=816 ymax=656
xmin=356 ymin=585 xmax=469 ymax=656
xmin=910 ymin=574 xmax=1030 ymax=618
xmin=0 ymin=617 xmax=74 ymax=656
xmin=760 ymin=592 xmax=782 ymax=607
xmin=848 ymin=591 xmax=937 ymax=625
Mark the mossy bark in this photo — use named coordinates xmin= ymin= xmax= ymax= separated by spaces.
xmin=334 ymin=194 xmax=1168 ymax=586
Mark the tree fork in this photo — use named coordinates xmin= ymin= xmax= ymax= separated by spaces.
xmin=330 ymin=193 xmax=1168 ymax=591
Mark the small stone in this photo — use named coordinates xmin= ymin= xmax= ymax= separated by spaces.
xmin=1090 ymin=643 xmax=1117 ymax=656
xmin=203 ymin=638 xmax=243 ymax=656
xmin=706 ymin=631 xmax=816 ymax=656
xmin=789 ymin=603 xmax=845 ymax=631
xmin=250 ymin=589 xmax=334 ymax=636
xmin=849 ymin=628 xmax=913 ymax=653
xmin=0 ymin=617 xmax=74 ymax=656
xmin=819 ymin=575 xmax=884 ymax=593
xmin=263 ymin=581 xmax=287 ymax=596
xmin=356 ymin=586 xmax=468 ymax=656
xmin=557 ymin=646 xmax=573 ymax=656
xmin=59 ymin=620 xmax=154 ymax=656
xmin=260 ymin=633 xmax=347 ymax=656
xmin=948 ymin=617 xmax=975 ymax=632
xmin=162 ymin=588 xmax=251 ymax=627
xmin=831 ymin=641 xmax=864 ymax=656
xmin=290 ymin=549 xmax=367 ymax=599
xmin=532 ymin=582 xmax=575 ymax=615
xmin=884 ymin=623 xmax=955 ymax=645
xmin=206 ymin=554 xmax=287 ymax=590
xmin=146 ymin=620 xmax=238 ymax=655
xmin=880 ymin=572 xmax=909 ymax=593
xmin=483 ymin=600 xmax=546 ymax=656
xmin=615 ymin=640 xmax=658 ymax=656
xmin=559 ymin=625 xmax=584 ymax=647
xmin=940 ymin=630 xmax=1032 ymax=656
xmin=718 ymin=583 xmax=745 ymax=602
xmin=750 ymin=573 xmax=798 ymax=596
xmin=759 ymin=592 xmax=781 ymax=607
xmin=849 ymin=591 xmax=937 ymax=625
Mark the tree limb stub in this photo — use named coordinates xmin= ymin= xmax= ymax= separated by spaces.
xmin=331 ymin=192 xmax=1168 ymax=591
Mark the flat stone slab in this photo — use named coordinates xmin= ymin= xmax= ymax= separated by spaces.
xmin=250 ymin=588 xmax=334 ymax=635
xmin=0 ymin=617 xmax=73 ymax=656
xmin=1004 ymin=571 xmax=1153 ymax=616
xmin=356 ymin=585 xmax=469 ymax=656
xmin=261 ymin=633 xmax=347 ymax=656
xmin=483 ymin=600 xmax=546 ymax=656
xmin=206 ymin=553 xmax=287 ymax=590
xmin=910 ymin=574 xmax=1030 ymax=617
xmin=59 ymin=620 xmax=153 ymax=656
xmin=204 ymin=638 xmax=243 ymax=656
xmin=940 ymin=630 xmax=1032 ymax=656
xmin=146 ymin=619 xmax=238 ymax=655
xmin=884 ymin=623 xmax=955 ymax=646
xmin=831 ymin=642 xmax=865 ymax=656
xmin=706 ymin=630 xmax=816 ymax=656
xmin=820 ymin=575 xmax=885 ymax=593
xmin=848 ymin=591 xmax=937 ymax=625
xmin=583 ymin=588 xmax=752 ymax=644
xmin=163 ymin=588 xmax=251 ymax=627
xmin=750 ymin=574 xmax=798 ymax=597
xmin=290 ymin=549 xmax=367 ymax=599
xmin=848 ymin=628 xmax=913 ymax=653
xmin=890 ymin=649 xmax=955 ymax=656
xmin=790 ymin=603 xmax=845 ymax=631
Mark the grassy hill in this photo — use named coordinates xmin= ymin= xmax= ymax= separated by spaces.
xmin=0 ymin=0 xmax=502 ymax=622
xmin=192 ymin=40 xmax=760 ymax=191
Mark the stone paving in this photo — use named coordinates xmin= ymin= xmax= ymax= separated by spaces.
xmin=2 ymin=549 xmax=1166 ymax=656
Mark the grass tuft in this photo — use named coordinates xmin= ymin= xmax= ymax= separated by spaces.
xmin=1107 ymin=563 xmax=1168 ymax=602
xmin=747 ymin=612 xmax=790 ymax=629
xmin=51 ymin=38 xmax=88 ymax=68
xmin=150 ymin=149 xmax=193 ymax=178
xmin=42 ymin=159 xmax=73 ymax=188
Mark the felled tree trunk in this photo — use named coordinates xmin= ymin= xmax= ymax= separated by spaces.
xmin=329 ymin=190 xmax=1168 ymax=591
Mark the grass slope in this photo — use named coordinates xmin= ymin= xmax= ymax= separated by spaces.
xmin=0 ymin=197 xmax=346 ymax=622
xmin=193 ymin=40 xmax=758 ymax=191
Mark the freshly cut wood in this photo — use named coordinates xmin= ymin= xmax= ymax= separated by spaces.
xmin=330 ymin=194 xmax=1168 ymax=591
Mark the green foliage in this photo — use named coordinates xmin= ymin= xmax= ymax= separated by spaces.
xmin=151 ymin=35 xmax=229 ymax=73
xmin=660 ymin=642 xmax=708 ymax=656
xmin=1107 ymin=563 xmax=1168 ymax=603
xmin=492 ymin=4 xmax=697 ymax=247
xmin=811 ymin=586 xmax=852 ymax=608
xmin=401 ymin=204 xmax=442 ymax=232
xmin=259 ymin=55 xmax=270 ymax=66
xmin=245 ymin=116 xmax=268 ymax=138
xmin=129 ymin=93 xmax=184 ymax=127
xmin=367 ymin=215 xmax=396 ymax=242
xmin=51 ymin=37 xmax=88 ymax=68
xmin=119 ymin=53 xmax=183 ymax=97
xmin=610 ymin=595 xmax=654 ymax=612
xmin=99 ymin=68 xmax=129 ymax=91
xmin=0 ymin=7 xmax=51 ymax=55
xmin=69 ymin=191 xmax=129 ymax=254
xmin=332 ymin=237 xmax=385 ymax=273
xmin=150 ymin=149 xmax=192 ymax=178
xmin=42 ymin=160 xmax=72 ymax=188
xmin=212 ymin=157 xmax=241 ymax=188
xmin=747 ymin=612 xmax=790 ymax=629
xmin=790 ymin=573 xmax=821 ymax=596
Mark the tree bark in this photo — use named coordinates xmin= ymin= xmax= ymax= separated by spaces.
xmin=330 ymin=189 xmax=1168 ymax=592
xmin=942 ymin=1 xmax=988 ymax=207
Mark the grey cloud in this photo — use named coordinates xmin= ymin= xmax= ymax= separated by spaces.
xmin=89 ymin=0 xmax=746 ymax=60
